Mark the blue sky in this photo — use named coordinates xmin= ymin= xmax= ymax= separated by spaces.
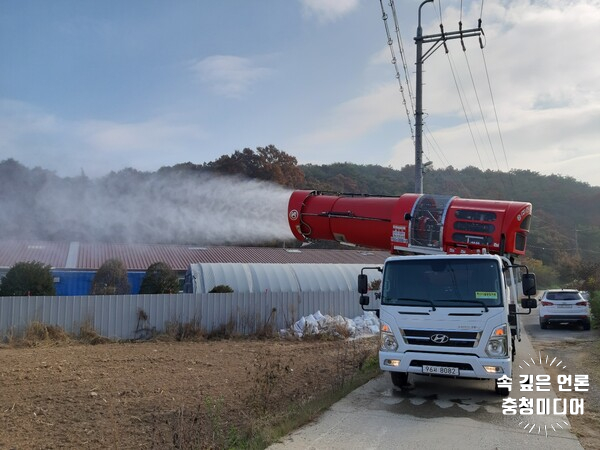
xmin=1 ymin=0 xmax=599 ymax=187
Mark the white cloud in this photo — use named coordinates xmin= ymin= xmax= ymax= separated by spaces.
xmin=300 ymin=0 xmax=360 ymax=22
xmin=190 ymin=55 xmax=272 ymax=98
xmin=290 ymin=0 xmax=600 ymax=186
xmin=384 ymin=0 xmax=600 ymax=186
xmin=79 ymin=119 xmax=204 ymax=153
xmin=386 ymin=102 xmax=600 ymax=186
xmin=0 ymin=100 xmax=207 ymax=177
xmin=291 ymin=82 xmax=401 ymax=155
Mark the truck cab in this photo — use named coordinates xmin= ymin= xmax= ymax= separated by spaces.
xmin=359 ymin=253 xmax=536 ymax=395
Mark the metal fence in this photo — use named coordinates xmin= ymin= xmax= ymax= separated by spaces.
xmin=0 ymin=291 xmax=374 ymax=340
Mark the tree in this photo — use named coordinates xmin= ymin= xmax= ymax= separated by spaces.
xmin=139 ymin=262 xmax=180 ymax=294
xmin=574 ymin=260 xmax=600 ymax=293
xmin=209 ymin=284 xmax=234 ymax=293
xmin=91 ymin=259 xmax=130 ymax=295
xmin=0 ymin=261 xmax=56 ymax=296
xmin=522 ymin=257 xmax=559 ymax=289
xmin=205 ymin=145 xmax=305 ymax=188
xmin=369 ymin=279 xmax=382 ymax=291
xmin=254 ymin=145 xmax=305 ymax=187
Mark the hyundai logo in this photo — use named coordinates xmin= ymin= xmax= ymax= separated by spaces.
xmin=430 ymin=333 xmax=450 ymax=344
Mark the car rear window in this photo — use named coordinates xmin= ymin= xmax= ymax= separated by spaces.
xmin=546 ymin=292 xmax=581 ymax=301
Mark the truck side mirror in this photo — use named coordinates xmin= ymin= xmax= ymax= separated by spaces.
xmin=359 ymin=295 xmax=370 ymax=306
xmin=522 ymin=273 xmax=537 ymax=297
xmin=521 ymin=297 xmax=537 ymax=309
xmin=358 ymin=274 xmax=368 ymax=294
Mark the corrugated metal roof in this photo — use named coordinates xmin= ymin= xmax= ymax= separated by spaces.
xmin=185 ymin=263 xmax=382 ymax=294
xmin=0 ymin=240 xmax=389 ymax=271
xmin=0 ymin=240 xmax=70 ymax=268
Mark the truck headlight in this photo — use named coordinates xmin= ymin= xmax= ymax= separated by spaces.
xmin=380 ymin=321 xmax=398 ymax=352
xmin=485 ymin=325 xmax=508 ymax=358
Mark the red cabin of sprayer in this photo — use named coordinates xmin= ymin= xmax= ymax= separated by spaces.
xmin=287 ymin=190 xmax=532 ymax=258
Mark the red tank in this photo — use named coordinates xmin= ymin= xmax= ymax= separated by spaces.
xmin=288 ymin=190 xmax=532 ymax=257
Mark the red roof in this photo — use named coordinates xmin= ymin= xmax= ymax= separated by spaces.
xmin=0 ymin=241 xmax=389 ymax=271
xmin=0 ymin=241 xmax=70 ymax=268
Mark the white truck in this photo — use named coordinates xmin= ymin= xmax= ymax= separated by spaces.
xmin=287 ymin=190 xmax=538 ymax=394
xmin=358 ymin=254 xmax=537 ymax=395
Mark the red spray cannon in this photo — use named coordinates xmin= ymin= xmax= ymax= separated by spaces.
xmin=288 ymin=190 xmax=532 ymax=257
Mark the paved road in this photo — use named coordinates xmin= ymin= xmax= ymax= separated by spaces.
xmin=269 ymin=315 xmax=585 ymax=450
xmin=522 ymin=303 xmax=599 ymax=342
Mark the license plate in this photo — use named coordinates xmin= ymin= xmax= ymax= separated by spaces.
xmin=557 ymin=304 xmax=573 ymax=308
xmin=422 ymin=365 xmax=460 ymax=376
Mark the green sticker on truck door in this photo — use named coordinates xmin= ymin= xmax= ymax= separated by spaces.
xmin=476 ymin=291 xmax=498 ymax=299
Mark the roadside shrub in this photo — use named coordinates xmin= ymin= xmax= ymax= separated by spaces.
xmin=0 ymin=261 xmax=55 ymax=296
xmin=78 ymin=319 xmax=110 ymax=345
xmin=165 ymin=319 xmax=204 ymax=341
xmin=139 ymin=262 xmax=179 ymax=294
xmin=23 ymin=322 xmax=69 ymax=346
xmin=91 ymin=258 xmax=130 ymax=295
xmin=590 ymin=291 xmax=600 ymax=328
xmin=209 ymin=285 xmax=234 ymax=293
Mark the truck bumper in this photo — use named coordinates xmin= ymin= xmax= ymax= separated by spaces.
xmin=379 ymin=350 xmax=511 ymax=380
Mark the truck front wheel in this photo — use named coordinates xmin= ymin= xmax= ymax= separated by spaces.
xmin=495 ymin=379 xmax=509 ymax=396
xmin=391 ymin=372 xmax=409 ymax=388
xmin=511 ymin=336 xmax=516 ymax=362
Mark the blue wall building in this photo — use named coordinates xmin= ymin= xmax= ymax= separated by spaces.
xmin=52 ymin=270 xmax=146 ymax=296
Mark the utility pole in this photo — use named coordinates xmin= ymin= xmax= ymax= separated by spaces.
xmin=413 ymin=0 xmax=483 ymax=194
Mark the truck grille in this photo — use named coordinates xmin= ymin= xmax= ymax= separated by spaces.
xmin=401 ymin=329 xmax=480 ymax=348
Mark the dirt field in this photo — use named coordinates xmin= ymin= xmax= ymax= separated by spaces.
xmin=2 ymin=329 xmax=599 ymax=450
xmin=0 ymin=336 xmax=378 ymax=449
xmin=529 ymin=337 xmax=600 ymax=450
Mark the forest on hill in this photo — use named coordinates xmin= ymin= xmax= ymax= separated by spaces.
xmin=301 ymin=163 xmax=600 ymax=258
xmin=1 ymin=145 xmax=599 ymax=287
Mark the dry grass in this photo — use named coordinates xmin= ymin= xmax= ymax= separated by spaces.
xmin=78 ymin=319 xmax=111 ymax=345
xmin=20 ymin=321 xmax=70 ymax=347
xmin=164 ymin=319 xmax=205 ymax=341
xmin=152 ymin=339 xmax=380 ymax=449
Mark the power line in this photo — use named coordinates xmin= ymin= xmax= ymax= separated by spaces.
xmin=445 ymin=50 xmax=485 ymax=169
xmin=414 ymin=0 xmax=483 ymax=193
xmin=378 ymin=0 xmax=415 ymax=143
xmin=379 ymin=0 xmax=505 ymax=193
xmin=527 ymin=244 xmax=600 ymax=255
xmin=423 ymin=123 xmax=451 ymax=167
xmin=389 ymin=0 xmax=416 ymax=117
xmin=462 ymin=50 xmax=500 ymax=171
xmin=480 ymin=49 xmax=511 ymax=173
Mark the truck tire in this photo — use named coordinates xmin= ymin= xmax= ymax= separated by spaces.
xmin=495 ymin=379 xmax=510 ymax=396
xmin=391 ymin=372 xmax=409 ymax=388
xmin=511 ymin=336 xmax=516 ymax=362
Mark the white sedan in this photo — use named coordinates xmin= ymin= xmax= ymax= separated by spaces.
xmin=539 ymin=289 xmax=591 ymax=330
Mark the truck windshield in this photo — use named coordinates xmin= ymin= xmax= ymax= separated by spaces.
xmin=382 ymin=259 xmax=502 ymax=308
